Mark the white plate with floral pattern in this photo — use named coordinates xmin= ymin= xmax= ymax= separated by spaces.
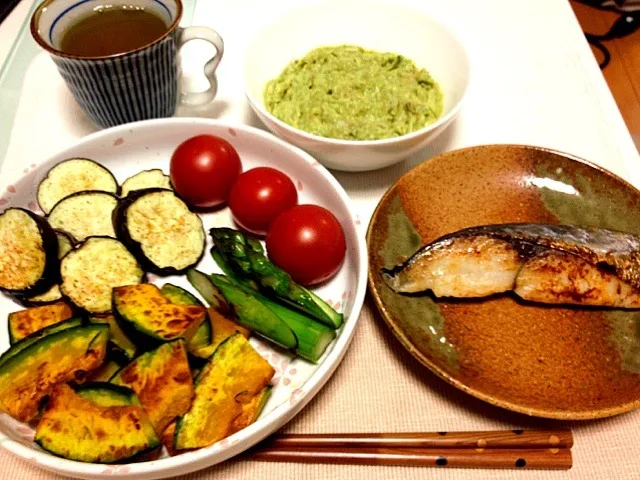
xmin=0 ymin=118 xmax=367 ymax=480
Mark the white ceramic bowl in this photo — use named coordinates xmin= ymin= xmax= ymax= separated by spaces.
xmin=0 ymin=118 xmax=368 ymax=479
xmin=244 ymin=2 xmax=470 ymax=172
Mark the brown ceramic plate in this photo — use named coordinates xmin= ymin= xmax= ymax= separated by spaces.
xmin=368 ymin=145 xmax=640 ymax=420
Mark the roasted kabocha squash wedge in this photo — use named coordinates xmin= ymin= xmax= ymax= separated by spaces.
xmin=0 ymin=317 xmax=84 ymax=369
xmin=113 ymin=284 xmax=206 ymax=344
xmin=160 ymin=283 xmax=211 ymax=355
xmin=190 ymin=308 xmax=250 ymax=360
xmin=164 ymin=386 xmax=272 ymax=453
xmin=161 ymin=421 xmax=179 ymax=456
xmin=174 ymin=333 xmax=275 ymax=450
xmin=160 ymin=283 xmax=203 ymax=307
xmin=89 ymin=314 xmax=137 ymax=364
xmin=0 ymin=324 xmax=109 ymax=422
xmin=35 ymin=383 xmax=159 ymax=463
xmin=85 ymin=360 xmax=122 ymax=383
xmin=73 ymin=382 xmax=142 ymax=407
xmin=8 ymin=301 xmax=74 ymax=344
xmin=229 ymin=385 xmax=272 ymax=435
xmin=110 ymin=339 xmax=194 ymax=434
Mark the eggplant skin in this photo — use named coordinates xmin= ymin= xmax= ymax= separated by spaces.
xmin=113 ymin=188 xmax=205 ymax=276
xmin=1 ymin=208 xmax=60 ymax=297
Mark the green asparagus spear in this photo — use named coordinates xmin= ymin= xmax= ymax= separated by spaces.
xmin=185 ymin=269 xmax=231 ymax=314
xmin=210 ymin=247 xmax=258 ymax=290
xmin=206 ymin=273 xmax=298 ymax=350
xmin=212 ymin=275 xmax=336 ymax=363
xmin=210 ymin=228 xmax=343 ymax=329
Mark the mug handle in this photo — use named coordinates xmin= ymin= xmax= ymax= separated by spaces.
xmin=177 ymin=26 xmax=224 ymax=106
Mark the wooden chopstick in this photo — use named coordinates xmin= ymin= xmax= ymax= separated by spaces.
xmin=250 ymin=446 xmax=572 ymax=469
xmin=264 ymin=429 xmax=573 ymax=449
xmin=248 ymin=430 xmax=573 ymax=470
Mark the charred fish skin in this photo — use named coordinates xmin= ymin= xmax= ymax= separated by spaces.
xmin=381 ymin=223 xmax=640 ymax=305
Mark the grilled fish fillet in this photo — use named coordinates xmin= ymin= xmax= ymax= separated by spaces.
xmin=381 ymin=223 xmax=640 ymax=308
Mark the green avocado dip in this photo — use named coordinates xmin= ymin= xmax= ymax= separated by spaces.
xmin=263 ymin=45 xmax=444 ymax=141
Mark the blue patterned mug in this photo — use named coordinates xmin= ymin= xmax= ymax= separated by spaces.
xmin=30 ymin=0 xmax=223 ymax=128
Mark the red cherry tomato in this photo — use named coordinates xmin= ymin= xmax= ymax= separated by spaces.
xmin=266 ymin=205 xmax=346 ymax=286
xmin=170 ymin=135 xmax=242 ymax=208
xmin=228 ymin=167 xmax=298 ymax=235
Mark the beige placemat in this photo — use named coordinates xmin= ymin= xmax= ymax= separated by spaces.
xmin=3 ymin=297 xmax=639 ymax=479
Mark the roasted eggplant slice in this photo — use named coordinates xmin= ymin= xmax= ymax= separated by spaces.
xmin=37 ymin=158 xmax=119 ymax=214
xmin=174 ymin=333 xmax=274 ymax=450
xmin=54 ymin=230 xmax=75 ymax=254
xmin=48 ymin=191 xmax=118 ymax=242
xmin=0 ymin=324 xmax=109 ymax=422
xmin=0 ymin=208 xmax=59 ymax=296
xmin=8 ymin=301 xmax=74 ymax=344
xmin=24 ymin=230 xmax=76 ymax=306
xmin=114 ymin=188 xmax=205 ymax=275
xmin=121 ymin=169 xmax=172 ymax=197
xmin=35 ymin=383 xmax=159 ymax=463
xmin=24 ymin=285 xmax=63 ymax=306
xmin=112 ymin=284 xmax=206 ymax=343
xmin=60 ymin=237 xmax=144 ymax=313
xmin=111 ymin=339 xmax=194 ymax=434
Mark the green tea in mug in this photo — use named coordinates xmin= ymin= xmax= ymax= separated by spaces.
xmin=59 ymin=5 xmax=168 ymax=57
